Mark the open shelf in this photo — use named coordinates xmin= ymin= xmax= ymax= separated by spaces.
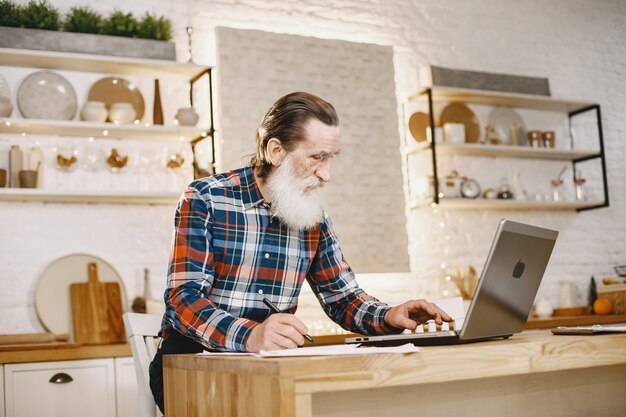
xmin=0 ymin=118 xmax=211 ymax=141
xmin=409 ymin=198 xmax=605 ymax=211
xmin=409 ymin=86 xmax=596 ymax=113
xmin=0 ymin=188 xmax=180 ymax=204
xmin=0 ymin=47 xmax=211 ymax=78
xmin=404 ymin=142 xmax=600 ymax=161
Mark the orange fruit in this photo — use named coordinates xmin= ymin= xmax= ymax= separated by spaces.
xmin=593 ymin=298 xmax=613 ymax=315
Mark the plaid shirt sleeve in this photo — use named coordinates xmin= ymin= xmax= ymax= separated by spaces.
xmin=163 ymin=184 xmax=259 ymax=352
xmin=306 ymin=216 xmax=404 ymax=336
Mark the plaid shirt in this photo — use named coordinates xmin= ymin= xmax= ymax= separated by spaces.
xmin=161 ymin=165 xmax=398 ymax=352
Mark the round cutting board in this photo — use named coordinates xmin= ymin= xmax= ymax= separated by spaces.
xmin=35 ymin=253 xmax=127 ymax=335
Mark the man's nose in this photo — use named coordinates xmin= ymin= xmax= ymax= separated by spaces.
xmin=315 ymin=162 xmax=331 ymax=183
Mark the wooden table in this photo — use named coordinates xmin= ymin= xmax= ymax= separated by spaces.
xmin=163 ymin=330 xmax=626 ymax=417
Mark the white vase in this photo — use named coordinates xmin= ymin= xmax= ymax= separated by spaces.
xmin=175 ymin=107 xmax=199 ymax=126
xmin=80 ymin=101 xmax=108 ymax=122
xmin=0 ymin=96 xmax=13 ymax=117
xmin=109 ymin=102 xmax=136 ymax=125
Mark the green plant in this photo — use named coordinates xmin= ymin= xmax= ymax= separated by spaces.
xmin=100 ymin=10 xmax=138 ymax=37
xmin=20 ymin=0 xmax=60 ymax=30
xmin=0 ymin=0 xmax=23 ymax=27
xmin=136 ymin=13 xmax=172 ymax=41
xmin=63 ymin=6 xmax=102 ymax=34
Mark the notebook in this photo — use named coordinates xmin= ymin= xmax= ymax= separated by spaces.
xmin=345 ymin=219 xmax=559 ymax=347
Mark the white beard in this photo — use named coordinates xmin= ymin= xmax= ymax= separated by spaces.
xmin=266 ymin=155 xmax=326 ymax=230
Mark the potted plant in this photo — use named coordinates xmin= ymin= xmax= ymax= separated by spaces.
xmin=0 ymin=0 xmax=177 ymax=61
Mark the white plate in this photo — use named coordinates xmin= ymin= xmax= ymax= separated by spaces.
xmin=0 ymin=73 xmax=10 ymax=99
xmin=487 ymin=107 xmax=526 ymax=146
xmin=17 ymin=71 xmax=77 ymax=120
xmin=35 ymin=253 xmax=127 ymax=335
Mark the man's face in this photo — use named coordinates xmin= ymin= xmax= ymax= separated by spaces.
xmin=286 ymin=118 xmax=341 ymax=191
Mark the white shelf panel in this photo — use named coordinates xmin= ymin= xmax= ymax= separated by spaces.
xmin=409 ymin=86 xmax=596 ymax=113
xmin=409 ymin=198 xmax=605 ymax=210
xmin=404 ymin=143 xmax=600 ymax=160
xmin=0 ymin=48 xmax=211 ymax=79
xmin=0 ymin=118 xmax=211 ymax=141
xmin=0 ymin=188 xmax=180 ymax=204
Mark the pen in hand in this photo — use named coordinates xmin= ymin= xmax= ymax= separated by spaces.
xmin=263 ymin=297 xmax=315 ymax=344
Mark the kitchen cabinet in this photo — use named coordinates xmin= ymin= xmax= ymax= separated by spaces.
xmin=0 ymin=47 xmax=215 ymax=204
xmin=115 ymin=357 xmax=139 ymax=417
xmin=4 ymin=358 xmax=116 ymax=417
xmin=0 ymin=364 xmax=4 ymax=417
xmin=2 ymin=357 xmax=139 ymax=417
xmin=404 ymin=86 xmax=608 ymax=212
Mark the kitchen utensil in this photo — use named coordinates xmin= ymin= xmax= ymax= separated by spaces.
xmin=443 ymin=122 xmax=465 ymax=144
xmin=175 ymin=107 xmax=200 ymax=126
xmin=17 ymin=71 xmax=77 ymax=120
xmin=487 ymin=107 xmax=526 ymax=145
xmin=542 ymin=131 xmax=555 ymax=148
xmin=439 ymin=102 xmax=480 ymax=143
xmin=19 ymin=169 xmax=37 ymax=188
xmin=0 ymin=333 xmax=69 ymax=345
xmin=87 ymin=76 xmax=145 ymax=122
xmin=70 ymin=262 xmax=125 ymax=345
xmin=35 ymin=254 xmax=126 ymax=335
xmin=426 ymin=126 xmax=443 ymax=143
xmin=408 ymin=111 xmax=430 ymax=142
xmin=80 ymin=101 xmax=108 ymax=122
xmin=109 ymin=102 xmax=136 ymax=125
xmin=527 ymin=130 xmax=542 ymax=147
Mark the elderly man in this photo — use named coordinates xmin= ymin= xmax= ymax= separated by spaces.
xmin=149 ymin=91 xmax=451 ymax=412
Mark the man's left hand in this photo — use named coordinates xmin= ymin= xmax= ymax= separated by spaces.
xmin=384 ymin=299 xmax=453 ymax=331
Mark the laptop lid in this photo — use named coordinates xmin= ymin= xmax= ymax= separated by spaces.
xmin=459 ymin=219 xmax=558 ymax=341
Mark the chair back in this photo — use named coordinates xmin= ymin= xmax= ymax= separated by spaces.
xmin=123 ymin=312 xmax=164 ymax=417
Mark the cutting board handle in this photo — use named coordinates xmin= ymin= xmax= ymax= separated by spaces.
xmin=87 ymin=262 xmax=99 ymax=285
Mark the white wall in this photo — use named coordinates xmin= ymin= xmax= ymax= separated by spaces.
xmin=1 ymin=0 xmax=624 ymax=333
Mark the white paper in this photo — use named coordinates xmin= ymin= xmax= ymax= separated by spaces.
xmin=257 ymin=343 xmax=420 ymax=357
xmin=198 ymin=343 xmax=420 ymax=358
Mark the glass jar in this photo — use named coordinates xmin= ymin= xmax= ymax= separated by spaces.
xmin=551 ymin=178 xmax=564 ymax=202
xmin=574 ymin=177 xmax=587 ymax=200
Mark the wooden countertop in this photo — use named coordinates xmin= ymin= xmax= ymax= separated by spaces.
xmin=165 ymin=330 xmax=626 ymax=395
xmin=0 ymin=342 xmax=131 ymax=364
xmin=2 ymin=314 xmax=624 ymax=364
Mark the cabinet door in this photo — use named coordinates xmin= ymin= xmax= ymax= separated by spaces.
xmin=0 ymin=364 xmax=4 ymax=417
xmin=115 ymin=357 xmax=139 ymax=417
xmin=4 ymin=359 xmax=116 ymax=417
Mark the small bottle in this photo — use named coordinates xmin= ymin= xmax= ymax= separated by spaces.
xmin=551 ymin=178 xmax=564 ymax=202
xmin=9 ymin=145 xmax=22 ymax=188
xmin=574 ymin=176 xmax=587 ymax=201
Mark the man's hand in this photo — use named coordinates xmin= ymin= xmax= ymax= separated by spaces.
xmin=245 ymin=314 xmax=309 ymax=352
xmin=384 ymin=299 xmax=453 ymax=331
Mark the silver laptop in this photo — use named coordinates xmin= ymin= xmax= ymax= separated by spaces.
xmin=345 ymin=219 xmax=558 ymax=347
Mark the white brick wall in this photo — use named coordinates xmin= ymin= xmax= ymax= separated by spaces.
xmin=1 ymin=0 xmax=624 ymax=333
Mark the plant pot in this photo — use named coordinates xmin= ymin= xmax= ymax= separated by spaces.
xmin=0 ymin=27 xmax=176 ymax=61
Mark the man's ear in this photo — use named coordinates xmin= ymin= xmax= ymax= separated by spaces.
xmin=266 ymin=137 xmax=286 ymax=166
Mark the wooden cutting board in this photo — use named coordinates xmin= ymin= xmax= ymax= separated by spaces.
xmin=70 ymin=262 xmax=125 ymax=345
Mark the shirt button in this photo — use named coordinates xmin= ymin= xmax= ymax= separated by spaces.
xmin=264 ymin=253 xmax=270 ymax=259
xmin=258 ymin=289 xmax=264 ymax=295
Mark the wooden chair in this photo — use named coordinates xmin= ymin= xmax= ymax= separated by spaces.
xmin=123 ymin=313 xmax=164 ymax=417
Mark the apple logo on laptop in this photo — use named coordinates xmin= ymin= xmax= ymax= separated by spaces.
xmin=513 ymin=259 xmax=525 ymax=278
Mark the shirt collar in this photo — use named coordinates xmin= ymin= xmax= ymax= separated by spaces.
xmin=240 ymin=165 xmax=267 ymax=210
